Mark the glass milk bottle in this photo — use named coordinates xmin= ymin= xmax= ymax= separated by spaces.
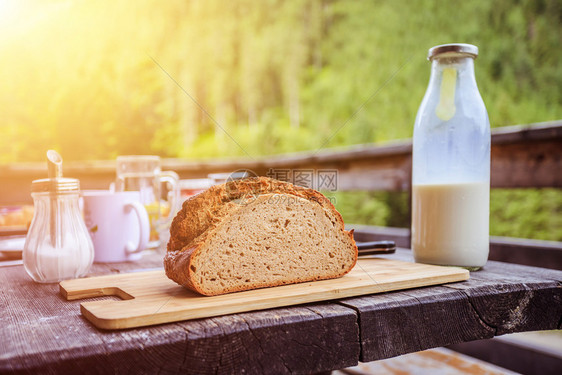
xmin=23 ymin=150 xmax=94 ymax=283
xmin=412 ymin=44 xmax=490 ymax=270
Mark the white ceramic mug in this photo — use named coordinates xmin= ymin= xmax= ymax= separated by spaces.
xmin=82 ymin=191 xmax=150 ymax=263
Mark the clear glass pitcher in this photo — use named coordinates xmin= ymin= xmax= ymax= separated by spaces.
xmin=115 ymin=155 xmax=179 ymax=250
xmin=412 ymin=43 xmax=490 ymax=270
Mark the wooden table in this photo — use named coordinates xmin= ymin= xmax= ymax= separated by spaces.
xmin=1 ymin=249 xmax=560 ymax=374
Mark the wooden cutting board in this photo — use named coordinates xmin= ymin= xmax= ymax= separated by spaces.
xmin=60 ymin=258 xmax=469 ymax=330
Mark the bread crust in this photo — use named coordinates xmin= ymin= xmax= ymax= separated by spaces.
xmin=164 ymin=177 xmax=357 ymax=295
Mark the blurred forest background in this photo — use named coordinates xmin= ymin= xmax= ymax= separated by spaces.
xmin=0 ymin=0 xmax=560 ymax=240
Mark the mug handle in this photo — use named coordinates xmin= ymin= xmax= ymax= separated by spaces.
xmin=124 ymin=201 xmax=150 ymax=254
xmin=158 ymin=170 xmax=180 ymax=228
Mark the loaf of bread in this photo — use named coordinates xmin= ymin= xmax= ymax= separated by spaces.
xmin=164 ymin=177 xmax=357 ymax=296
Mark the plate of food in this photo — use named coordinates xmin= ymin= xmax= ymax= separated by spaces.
xmin=0 ymin=235 xmax=25 ymax=258
xmin=0 ymin=205 xmax=33 ymax=236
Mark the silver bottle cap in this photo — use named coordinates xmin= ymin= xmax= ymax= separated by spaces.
xmin=428 ymin=43 xmax=478 ymax=61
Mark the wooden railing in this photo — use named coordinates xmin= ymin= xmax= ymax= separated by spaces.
xmin=2 ymin=121 xmax=561 ymax=205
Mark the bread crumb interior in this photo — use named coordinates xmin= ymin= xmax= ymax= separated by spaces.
xmin=193 ymin=194 xmax=355 ymax=294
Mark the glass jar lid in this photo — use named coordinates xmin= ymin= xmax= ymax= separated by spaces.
xmin=428 ymin=43 xmax=478 ymax=61
xmin=32 ymin=177 xmax=80 ymax=193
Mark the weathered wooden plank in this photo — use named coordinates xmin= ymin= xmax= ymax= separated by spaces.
xmin=335 ymin=347 xmax=520 ymax=375
xmin=0 ymin=253 xmax=359 ymax=375
xmin=491 ymin=139 xmax=562 ymax=188
xmin=468 ymin=256 xmax=562 ymax=284
xmin=449 ymin=335 xmax=562 ymax=375
xmin=445 ymin=276 xmax=561 ymax=336
xmin=339 ymin=250 xmax=562 ymax=363
xmin=339 ymin=284 xmax=495 ymax=362
xmin=487 ymin=236 xmax=562 ymax=270
xmin=1 ymin=121 xmax=560 ymax=205
xmin=172 ymin=304 xmax=359 ymax=375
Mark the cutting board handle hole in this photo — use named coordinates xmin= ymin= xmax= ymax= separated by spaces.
xmin=60 ymin=285 xmax=135 ymax=301
xmin=102 ymin=287 xmax=134 ymax=300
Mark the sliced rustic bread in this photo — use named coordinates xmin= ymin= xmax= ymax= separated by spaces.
xmin=164 ymin=177 xmax=357 ymax=296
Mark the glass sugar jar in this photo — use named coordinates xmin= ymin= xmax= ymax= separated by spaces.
xmin=411 ymin=43 xmax=491 ymax=270
xmin=23 ymin=151 xmax=94 ymax=283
